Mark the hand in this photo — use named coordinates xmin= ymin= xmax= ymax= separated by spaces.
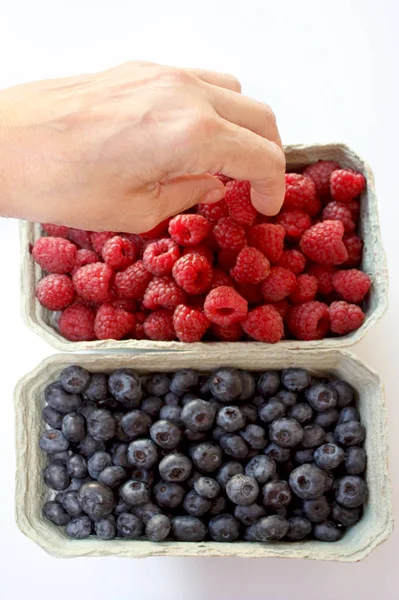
xmin=0 ymin=61 xmax=285 ymax=233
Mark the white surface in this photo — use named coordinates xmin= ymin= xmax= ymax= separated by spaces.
xmin=0 ymin=0 xmax=398 ymax=598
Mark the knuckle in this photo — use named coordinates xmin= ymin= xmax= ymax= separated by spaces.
xmin=226 ymin=74 xmax=242 ymax=93
xmin=155 ymin=66 xmax=195 ymax=86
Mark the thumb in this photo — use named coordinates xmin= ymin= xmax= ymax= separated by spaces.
xmin=158 ymin=174 xmax=226 ymax=216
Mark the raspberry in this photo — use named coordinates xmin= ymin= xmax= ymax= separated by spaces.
xmin=261 ymin=267 xmax=297 ymax=303
xmin=218 ymin=249 xmax=240 ymax=271
xmin=183 ymin=244 xmax=214 ymax=265
xmin=132 ymin=311 xmax=148 ymax=340
xmin=303 ymin=161 xmax=340 ymax=197
xmin=345 ymin=199 xmax=360 ymax=222
xmin=210 ymin=267 xmax=235 ymax=290
xmin=230 ymin=247 xmax=270 ymax=284
xmin=288 ymin=301 xmax=330 ymax=341
xmin=211 ymin=322 xmax=243 ymax=341
xmin=101 ymin=235 xmax=138 ymax=271
xmin=168 ymin=214 xmax=211 ymax=246
xmin=343 ymin=235 xmax=363 ymax=267
xmin=204 ymin=286 xmax=248 ymax=326
xmin=290 ymin=274 xmax=318 ymax=304
xmin=329 ymin=301 xmax=365 ymax=335
xmin=32 ymin=237 xmax=77 ymax=274
xmin=114 ymin=261 xmax=152 ymax=299
xmin=140 ymin=218 xmax=170 ymax=239
xmin=225 ymin=180 xmax=257 ymax=226
xmin=213 ymin=173 xmax=232 ymax=185
xmin=143 ymin=238 xmax=180 ymax=275
xmin=143 ymin=310 xmax=176 ymax=341
xmin=173 ymin=304 xmax=210 ymax=342
xmin=111 ymin=299 xmax=137 ymax=312
xmin=275 ymin=210 xmax=312 ymax=239
xmin=276 ymin=249 xmax=306 ymax=275
xmin=242 ymin=305 xmax=284 ymax=343
xmin=235 ymin=282 xmax=263 ymax=304
xmin=67 ymin=229 xmax=92 ymax=249
xmin=90 ymin=231 xmax=116 ymax=255
xmin=124 ymin=233 xmax=146 ymax=256
xmin=143 ymin=276 xmax=186 ymax=310
xmin=36 ymin=274 xmax=75 ymax=310
xmin=58 ymin=302 xmax=96 ymax=341
xmin=94 ymin=303 xmax=135 ymax=340
xmin=330 ymin=169 xmax=366 ymax=202
xmin=300 ymin=220 xmax=348 ymax=265
xmin=186 ymin=295 xmax=206 ymax=310
xmin=197 ymin=199 xmax=229 ymax=223
xmin=73 ymin=262 xmax=114 ymax=302
xmin=71 ymin=249 xmax=100 ymax=275
xmin=308 ymin=264 xmax=337 ymax=296
xmin=172 ymin=254 xmax=212 ymax=295
xmin=41 ymin=223 xmax=69 ymax=238
xmin=213 ymin=217 xmax=247 ymax=251
xmin=247 ymin=224 xmax=285 ymax=262
xmin=322 ymin=201 xmax=355 ymax=233
xmin=271 ymin=299 xmax=291 ymax=320
xmin=332 ymin=269 xmax=371 ymax=303
xmin=284 ymin=173 xmax=318 ymax=214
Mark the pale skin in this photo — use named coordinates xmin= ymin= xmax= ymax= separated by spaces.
xmin=0 ymin=61 xmax=285 ymax=234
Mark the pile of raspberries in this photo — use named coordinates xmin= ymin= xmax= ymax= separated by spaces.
xmin=31 ymin=161 xmax=371 ymax=343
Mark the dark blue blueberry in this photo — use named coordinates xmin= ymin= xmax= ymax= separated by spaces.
xmin=288 ymin=403 xmax=313 ymax=424
xmin=257 ymin=371 xmax=280 ymax=398
xmin=83 ymin=373 xmax=108 ymax=402
xmin=132 ymin=502 xmax=161 ymax=524
xmin=153 ymin=481 xmax=185 ymax=508
xmin=329 ymin=379 xmax=354 ymax=407
xmin=95 ymin=515 xmax=116 ymax=540
xmin=258 ymin=399 xmax=285 ymax=424
xmin=335 ymin=475 xmax=368 ymax=508
xmin=294 ymin=448 xmax=315 ymax=464
xmin=324 ymin=432 xmax=336 ymax=444
xmin=42 ymin=405 xmax=63 ymax=429
xmin=171 ymin=516 xmax=206 ymax=541
xmin=163 ymin=392 xmax=180 ymax=406
xmin=67 ymin=454 xmax=88 ymax=479
xmin=303 ymin=496 xmax=331 ymax=522
xmin=216 ymin=461 xmax=244 ymax=488
xmin=245 ymin=455 xmax=276 ymax=484
xmin=262 ymin=480 xmax=291 ymax=509
xmin=87 ymin=451 xmax=112 ymax=479
xmin=98 ymin=466 xmax=128 ymax=489
xmin=281 ymin=368 xmax=311 ymax=392
xmin=62 ymin=490 xmax=83 ymax=517
xmin=220 ymin=434 xmax=248 ymax=459
xmin=42 ymin=500 xmax=71 ymax=526
xmin=240 ymin=424 xmax=267 ymax=450
xmin=159 ymin=405 xmax=182 ymax=425
xmin=274 ymin=390 xmax=298 ymax=408
xmin=181 ymin=393 xmax=199 ymax=406
xmin=183 ymin=490 xmax=212 ymax=516
xmin=209 ymin=495 xmax=227 ymax=515
xmin=289 ymin=464 xmax=329 ymax=499
xmin=141 ymin=396 xmax=163 ymax=418
xmin=209 ymin=368 xmax=243 ymax=402
xmin=181 ymin=399 xmax=216 ymax=432
xmin=150 ymin=420 xmax=181 ymax=449
xmin=78 ymin=481 xmax=115 ymax=518
xmin=60 ymin=366 xmax=90 ymax=394
xmin=331 ymin=502 xmax=361 ymax=526
xmin=187 ymin=470 xmax=202 ymax=488
xmin=305 ymin=384 xmax=337 ymax=412
xmin=39 ymin=429 xmax=69 ymax=454
xmin=62 ymin=412 xmax=86 ymax=443
xmin=144 ymin=373 xmax=170 ymax=397
xmin=87 ymin=409 xmax=116 ymax=441
xmin=302 ymin=424 xmax=325 ymax=448
xmin=252 ymin=395 xmax=265 ymax=407
xmin=314 ymin=409 xmax=339 ymax=428
xmin=212 ymin=426 xmax=227 ymax=442
xmin=120 ymin=480 xmax=151 ymax=506
xmin=269 ymin=418 xmax=304 ymax=448
xmin=121 ymin=410 xmax=151 ymax=438
xmin=314 ymin=444 xmax=345 ymax=470
xmin=240 ymin=404 xmax=258 ymax=423
xmin=345 ymin=446 xmax=366 ymax=475
xmin=313 ymin=521 xmax=342 ymax=542
xmin=226 ymin=474 xmax=259 ymax=505
xmin=194 ymin=476 xmax=220 ymax=499
xmin=67 ymin=476 xmax=92 ymax=491
xmin=45 ymin=382 xmax=82 ymax=413
xmin=338 ymin=406 xmax=360 ymax=424
xmin=243 ymin=525 xmax=257 ymax=541
xmin=108 ymin=369 xmax=142 ymax=408
xmin=128 ymin=439 xmax=158 ymax=468
xmin=48 ymin=450 xmax=70 ymax=463
xmin=217 ymin=405 xmax=245 ymax=432
xmin=112 ymin=442 xmax=130 ymax=467
xmin=286 ymin=516 xmax=312 ymax=540
xmin=238 ymin=371 xmax=256 ymax=401
xmin=252 ymin=515 xmax=289 ymax=541
xmin=264 ymin=443 xmax=290 ymax=463
xmin=199 ymin=376 xmax=211 ymax=396
xmin=190 ymin=442 xmax=223 ymax=472
xmin=116 ymin=513 xmax=144 ymax=538
xmin=113 ymin=412 xmax=132 ymax=442
xmin=209 ymin=514 xmax=240 ymax=542
xmin=234 ymin=503 xmax=265 ymax=526
xmin=44 ymin=461 xmax=70 ymax=491
xmin=159 ymin=452 xmax=192 ymax=482
xmin=115 ymin=499 xmax=133 ymax=516
xmin=77 ymin=400 xmax=97 ymax=420
xmin=334 ymin=421 xmax=365 ymax=446
xmin=169 ymin=369 xmax=199 ymax=396
xmin=146 ymin=514 xmax=171 ymax=542
xmin=66 ymin=515 xmax=93 ymax=539
xmin=97 ymin=396 xmax=119 ymax=411
xmin=183 ymin=429 xmax=207 ymax=442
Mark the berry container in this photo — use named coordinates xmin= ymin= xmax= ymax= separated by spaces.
xmin=14 ymin=348 xmax=392 ymax=560
xmin=20 ymin=143 xmax=388 ymax=351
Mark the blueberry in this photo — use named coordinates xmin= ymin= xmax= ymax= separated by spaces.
xmin=209 ymin=495 xmax=227 ymax=515
xmin=66 ymin=515 xmax=93 ymax=539
xmin=209 ymin=514 xmax=240 ymax=542
xmin=95 ymin=515 xmax=116 ymax=540
xmin=234 ymin=503 xmax=265 ymax=526
xmin=141 ymin=396 xmax=163 ymax=418
xmin=114 ymin=499 xmax=131 ymax=515
xmin=132 ymin=502 xmax=162 ymax=524
xmin=60 ymin=366 xmax=91 ymax=394
xmin=264 ymin=443 xmax=290 ymax=463
xmin=345 ymin=446 xmax=366 ymax=475
xmin=314 ymin=521 xmax=342 ymax=542
xmin=305 ymin=384 xmax=337 ymax=412
xmin=240 ymin=404 xmax=258 ymax=423
xmin=77 ymin=434 xmax=105 ymax=458
xmin=98 ymin=466 xmax=128 ymax=488
xmin=252 ymin=515 xmax=289 ymax=541
xmin=128 ymin=439 xmax=158 ymax=468
xmin=243 ymin=525 xmax=257 ymax=542
xmin=288 ymin=403 xmax=313 ymax=424
xmin=47 ymin=450 xmax=71 ymax=464
xmin=314 ymin=409 xmax=339 ymax=428
xmin=116 ymin=513 xmax=144 ymax=538
xmin=212 ymin=426 xmax=227 ymax=442
xmin=252 ymin=395 xmax=265 ymax=407
xmin=226 ymin=474 xmax=259 ymax=505
xmin=153 ymin=481 xmax=185 ymax=508
xmin=294 ymin=448 xmax=315 ymax=464
xmin=185 ymin=431 xmax=208 ymax=444
xmin=257 ymin=371 xmax=280 ymax=397
xmin=289 ymin=464 xmax=329 ymax=499
xmin=45 ymin=382 xmax=82 ymax=413
xmin=144 ymin=373 xmax=170 ymax=396
xmin=171 ymin=516 xmax=206 ymax=541
xmin=194 ymin=476 xmax=220 ymax=499
xmin=281 ymin=368 xmax=311 ymax=392
xmin=187 ymin=470 xmax=202 ymax=487
xmin=191 ymin=442 xmax=223 ymax=472
xmin=181 ymin=393 xmax=199 ymax=406
xmin=269 ymin=418 xmax=303 ymax=448
xmin=150 ymin=420 xmax=181 ymax=449
xmin=42 ymin=405 xmax=64 ymax=429
xmin=111 ymin=412 xmax=131 ymax=443
xmin=238 ymin=371 xmax=256 ymax=401
xmin=329 ymin=379 xmax=354 ymax=407
xmin=220 ymin=434 xmax=248 ymax=459
xmin=120 ymin=479 xmax=151 ymax=506
xmin=216 ymin=406 xmax=245 ymax=433
xmin=68 ymin=476 xmax=92 ymax=491
xmin=183 ymin=489 xmax=212 ymax=516
xmin=245 ymin=455 xmax=276 ymax=484
xmin=121 ymin=410 xmax=151 ymax=439
xmin=216 ymin=461 xmax=244 ymax=488
xmin=240 ymin=424 xmax=267 ymax=450
xmin=302 ymin=424 xmax=325 ymax=448
xmin=78 ymin=400 xmax=97 ymax=420
xmin=83 ymin=373 xmax=108 ymax=402
xmin=303 ymin=496 xmax=331 ymax=523
xmin=199 ymin=376 xmax=211 ymax=396
xmin=209 ymin=368 xmax=243 ymax=402
xmin=130 ymin=468 xmax=154 ymax=485
xmin=78 ymin=481 xmax=115 ymax=518
xmin=87 ymin=409 xmax=116 ymax=441
xmin=97 ymin=396 xmax=119 ymax=411
xmin=159 ymin=405 xmax=182 ymax=425
xmin=67 ymin=454 xmax=88 ymax=479
xmin=157 ymin=453 xmax=191 ymax=483
xmin=39 ymin=429 xmax=69 ymax=454
xmin=258 ymin=399 xmax=285 ymax=424
xmin=108 ymin=369 xmax=142 ymax=407
xmin=42 ymin=500 xmax=71 ymax=526
xmin=324 ymin=432 xmax=336 ymax=444
xmin=286 ymin=516 xmax=312 ymax=540
xmin=274 ymin=390 xmax=298 ymax=408
xmin=314 ymin=444 xmax=345 ymax=470
xmin=334 ymin=421 xmax=365 ymax=446
xmin=62 ymin=490 xmax=83 ymax=517
xmin=331 ymin=502 xmax=361 ymax=526
xmin=181 ymin=399 xmax=216 ymax=432
xmin=163 ymin=392 xmax=180 ymax=406
xmin=335 ymin=475 xmax=368 ymax=508
xmin=112 ymin=442 xmax=130 ymax=467
xmin=62 ymin=412 xmax=86 ymax=443
xmin=262 ymin=480 xmax=291 ymax=509
xmin=88 ymin=451 xmax=112 ymax=479
xmin=338 ymin=406 xmax=360 ymax=424
xmin=169 ymin=369 xmax=199 ymax=396
xmin=146 ymin=514 xmax=171 ymax=542
xmin=44 ymin=462 xmax=70 ymax=491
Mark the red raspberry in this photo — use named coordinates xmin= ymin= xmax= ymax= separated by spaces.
xmin=111 ymin=299 xmax=137 ymax=312
xmin=284 ymin=173 xmax=319 ymax=215
xmin=211 ymin=322 xmax=244 ymax=341
xmin=210 ymin=267 xmax=234 ymax=290
xmin=271 ymin=299 xmax=291 ymax=320
xmin=204 ymin=286 xmax=248 ymax=326
xmin=124 ymin=233 xmax=146 ymax=257
xmin=73 ymin=262 xmax=114 ymax=302
xmin=143 ymin=238 xmax=180 ymax=275
xmin=173 ymin=304 xmax=210 ymax=342
xmin=101 ymin=236 xmax=138 ymax=271
xmin=230 ymin=246 xmax=270 ymax=284
xmin=300 ymin=220 xmax=348 ymax=265
xmin=322 ymin=201 xmax=355 ymax=233
xmin=276 ymin=249 xmax=306 ymax=275
xmin=114 ymin=261 xmax=152 ymax=300
xmin=242 ymin=305 xmax=284 ymax=343
xmin=225 ymin=180 xmax=257 ymax=226
xmin=169 ymin=214 xmax=211 ymax=246
xmin=132 ymin=311 xmax=148 ymax=340
xmin=345 ymin=199 xmax=360 ymax=222
xmin=213 ymin=217 xmax=247 ymax=251
xmin=94 ymin=303 xmax=135 ymax=340
xmin=58 ymin=302 xmax=96 ymax=341
xmin=330 ymin=169 xmax=366 ymax=202
xmin=288 ymin=301 xmax=330 ymax=340
xmin=308 ymin=264 xmax=337 ymax=296
xmin=276 ymin=210 xmax=312 ymax=239
xmin=197 ymin=199 xmax=229 ymax=223
xmin=235 ymin=282 xmax=263 ymax=304
xmin=67 ymin=229 xmax=92 ymax=249
xmin=90 ymin=231 xmax=116 ymax=254
xmin=143 ymin=309 xmax=176 ymax=341
xmin=332 ymin=269 xmax=371 ymax=303
xmin=290 ymin=274 xmax=318 ymax=304
xmin=303 ymin=161 xmax=340 ymax=197
xmin=41 ymin=223 xmax=69 ymax=238
xmin=186 ymin=295 xmax=206 ymax=310
xmin=36 ymin=274 xmax=75 ymax=310
xmin=218 ymin=248 xmax=240 ymax=271
xmin=143 ymin=276 xmax=186 ymax=310
xmin=140 ymin=218 xmax=171 ymax=239
xmin=32 ymin=237 xmax=77 ymax=274
xmin=183 ymin=244 xmax=214 ymax=265
xmin=172 ymin=254 xmax=213 ymax=295
xmin=329 ymin=301 xmax=365 ymax=335
xmin=72 ymin=249 xmax=100 ymax=275
xmin=247 ymin=224 xmax=285 ymax=262
xmin=343 ymin=235 xmax=363 ymax=267
xmin=261 ymin=267 xmax=297 ymax=303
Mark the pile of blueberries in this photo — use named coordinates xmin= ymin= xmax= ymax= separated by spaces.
xmin=40 ymin=365 xmax=367 ymax=543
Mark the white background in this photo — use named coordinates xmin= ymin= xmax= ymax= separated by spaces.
xmin=0 ymin=1 xmax=398 ymax=598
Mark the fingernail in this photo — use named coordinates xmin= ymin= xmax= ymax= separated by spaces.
xmin=202 ymin=188 xmax=226 ymax=204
